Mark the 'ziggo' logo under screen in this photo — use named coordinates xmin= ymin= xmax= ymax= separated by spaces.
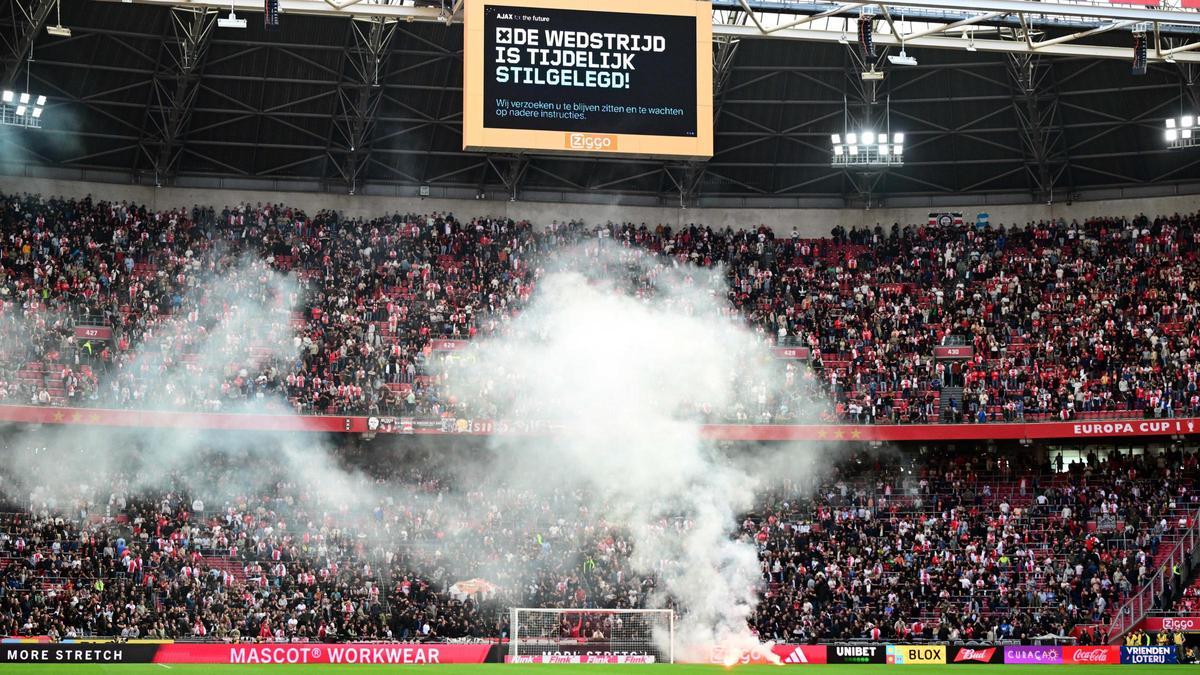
xmin=567 ymin=132 xmax=617 ymax=151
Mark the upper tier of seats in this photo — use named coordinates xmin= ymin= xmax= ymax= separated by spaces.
xmin=2 ymin=193 xmax=1198 ymax=425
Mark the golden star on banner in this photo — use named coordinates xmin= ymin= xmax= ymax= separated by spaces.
xmin=51 ymin=411 xmax=64 ymax=422
xmin=816 ymin=429 xmax=828 ymax=439
xmin=86 ymin=413 xmax=100 ymax=424
xmin=850 ymin=429 xmax=863 ymax=439
xmin=70 ymin=412 xmax=83 ymax=422
xmin=832 ymin=430 xmax=845 ymax=440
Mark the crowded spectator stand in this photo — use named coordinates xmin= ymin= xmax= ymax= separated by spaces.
xmin=1 ymin=194 xmax=1199 ymax=428
xmin=0 ymin=443 xmax=1195 ymax=645
xmin=1 ymin=193 xmax=1200 ymax=647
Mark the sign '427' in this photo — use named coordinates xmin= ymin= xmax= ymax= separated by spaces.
xmin=74 ymin=326 xmax=112 ymax=341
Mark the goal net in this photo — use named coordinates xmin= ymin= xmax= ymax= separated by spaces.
xmin=509 ymin=608 xmax=675 ymax=664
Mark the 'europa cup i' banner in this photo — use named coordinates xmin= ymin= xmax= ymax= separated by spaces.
xmin=0 ymin=643 xmax=492 ymax=664
xmin=1002 ymin=646 xmax=1062 ymax=664
xmin=886 ymin=645 xmax=947 ymax=664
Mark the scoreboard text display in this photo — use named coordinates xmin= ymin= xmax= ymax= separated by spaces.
xmin=463 ymin=0 xmax=713 ymax=159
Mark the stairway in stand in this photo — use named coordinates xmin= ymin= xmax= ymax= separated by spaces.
xmin=939 ymin=386 xmax=964 ymax=421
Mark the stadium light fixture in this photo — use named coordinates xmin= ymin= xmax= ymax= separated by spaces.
xmin=219 ymin=1 xmax=246 ymax=29
xmin=1166 ymin=115 xmax=1198 ymax=149
xmin=833 ymin=95 xmax=903 ymax=167
xmin=888 ymin=48 xmax=918 ymax=67
xmin=0 ymin=91 xmax=45 ymax=129
xmin=218 ymin=10 xmax=247 ymax=28
xmin=46 ymin=0 xmax=71 ymax=36
xmin=833 ymin=127 xmax=903 ymax=167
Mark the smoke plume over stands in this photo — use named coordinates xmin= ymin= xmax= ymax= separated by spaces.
xmin=0 ymin=256 xmax=372 ymax=516
xmin=0 ymin=240 xmax=827 ymax=653
xmin=126 ymin=254 xmax=300 ymax=411
xmin=444 ymin=243 xmax=800 ymax=658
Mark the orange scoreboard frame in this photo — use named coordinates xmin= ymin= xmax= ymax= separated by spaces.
xmin=463 ymin=0 xmax=713 ymax=159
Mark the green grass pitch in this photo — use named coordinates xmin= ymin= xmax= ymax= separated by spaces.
xmin=0 ymin=665 xmax=1180 ymax=675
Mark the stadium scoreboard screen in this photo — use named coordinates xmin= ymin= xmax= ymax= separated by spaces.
xmin=464 ymin=0 xmax=713 ymax=159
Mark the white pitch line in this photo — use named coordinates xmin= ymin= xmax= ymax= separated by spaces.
xmin=157 ymin=664 xmax=172 ymax=669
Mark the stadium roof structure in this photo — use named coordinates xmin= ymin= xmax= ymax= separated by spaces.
xmin=3 ymin=0 xmax=1200 ymax=208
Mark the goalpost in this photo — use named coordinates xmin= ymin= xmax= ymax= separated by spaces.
xmin=509 ymin=608 xmax=675 ymax=664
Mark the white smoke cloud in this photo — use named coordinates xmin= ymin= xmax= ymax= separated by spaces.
xmin=444 ymin=242 xmax=799 ymax=661
xmin=0 ymin=256 xmax=372 ymax=516
xmin=0 ymin=236 xmax=833 ymax=661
